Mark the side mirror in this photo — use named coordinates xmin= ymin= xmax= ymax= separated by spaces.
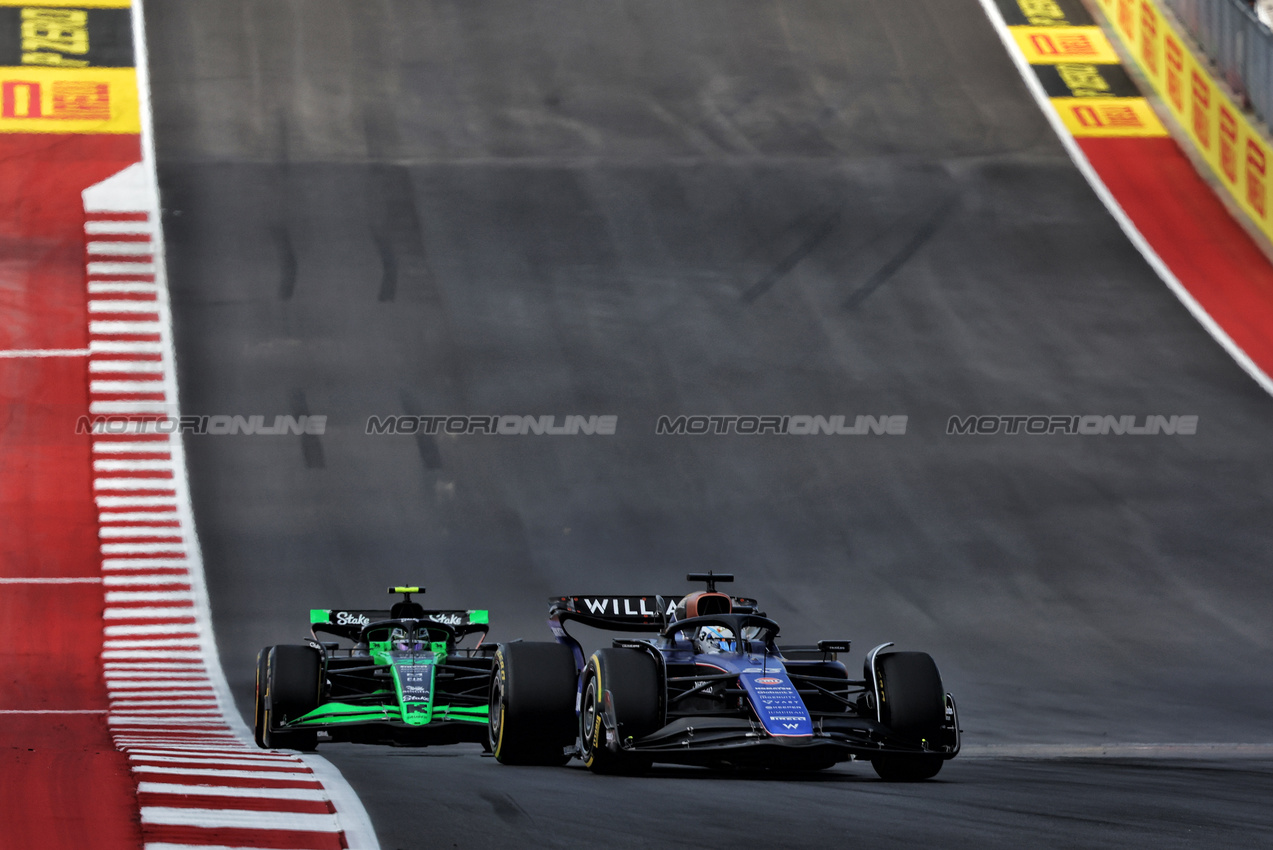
xmin=816 ymin=640 xmax=851 ymax=657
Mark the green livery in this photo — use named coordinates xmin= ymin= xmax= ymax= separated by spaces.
xmin=254 ymin=587 xmax=496 ymax=750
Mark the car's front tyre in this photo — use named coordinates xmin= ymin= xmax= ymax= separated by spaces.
xmin=258 ymin=644 xmax=321 ymax=752
xmin=870 ymin=651 xmax=946 ymax=781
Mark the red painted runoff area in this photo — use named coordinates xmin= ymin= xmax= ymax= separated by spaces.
xmin=0 ymin=133 xmax=143 ymax=850
xmin=1080 ymin=136 xmax=1273 ymax=379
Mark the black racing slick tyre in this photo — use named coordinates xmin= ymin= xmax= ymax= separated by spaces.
xmin=489 ymin=642 xmax=577 ymax=765
xmin=260 ymin=645 xmax=321 ymax=752
xmin=579 ymin=648 xmax=659 ymax=775
xmin=871 ymin=651 xmax=945 ymax=781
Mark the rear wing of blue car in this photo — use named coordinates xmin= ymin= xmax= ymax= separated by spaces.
xmin=548 ymin=595 xmax=761 ymax=632
xmin=310 ymin=608 xmax=490 ymax=642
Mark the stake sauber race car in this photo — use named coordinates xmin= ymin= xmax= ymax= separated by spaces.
xmin=487 ymin=573 xmax=961 ymax=779
xmin=254 ymin=587 xmax=495 ymax=750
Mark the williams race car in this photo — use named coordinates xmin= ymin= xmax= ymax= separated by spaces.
xmin=488 ymin=573 xmax=961 ymax=779
xmin=253 ymin=587 xmax=496 ymax=750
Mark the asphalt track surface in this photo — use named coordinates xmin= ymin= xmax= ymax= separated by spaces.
xmin=143 ymin=0 xmax=1273 ymax=845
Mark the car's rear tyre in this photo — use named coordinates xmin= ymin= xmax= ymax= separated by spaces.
xmin=261 ymin=644 xmax=321 ymax=752
xmin=871 ymin=651 xmax=946 ymax=781
xmin=489 ymin=642 xmax=577 ymax=765
xmin=579 ymin=648 xmax=659 ymax=775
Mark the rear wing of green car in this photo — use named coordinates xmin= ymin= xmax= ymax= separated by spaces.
xmin=310 ymin=608 xmax=490 ymax=643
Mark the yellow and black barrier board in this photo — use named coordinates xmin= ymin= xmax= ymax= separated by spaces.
xmin=0 ymin=0 xmax=130 ymax=7
xmin=1033 ymin=62 xmax=1141 ymax=98
xmin=994 ymin=0 xmax=1094 ymax=27
xmin=0 ymin=4 xmax=133 ymax=67
xmin=1010 ymin=26 xmax=1121 ymax=64
xmin=1051 ymin=97 xmax=1167 ymax=137
xmin=0 ymin=65 xmax=137 ymax=132
xmin=997 ymin=0 xmax=1167 ymax=138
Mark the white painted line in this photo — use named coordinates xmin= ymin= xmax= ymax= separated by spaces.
xmin=109 ymin=717 xmax=226 ymax=726
xmin=89 ymin=320 xmax=164 ymax=335
xmin=94 ymin=444 xmax=172 ymax=454
xmin=105 ymin=623 xmax=197 ymax=636
xmin=94 ymin=481 xmax=179 ymax=493
xmin=105 ymin=659 xmax=201 ymax=669
xmin=104 ymin=670 xmax=208 ymax=679
xmin=89 ymin=340 xmax=164 ymax=354
xmin=106 ymin=680 xmax=213 ymax=690
xmin=90 ymin=401 xmax=173 ymax=415
xmin=104 ymin=590 xmax=194 ymax=603
xmin=137 ymin=783 xmax=329 ymax=801
xmin=88 ymin=261 xmax=156 ymax=275
xmin=94 ymin=460 xmax=174 ymax=473
xmin=86 ymin=220 xmax=151 ymax=234
xmin=103 ymin=575 xmax=191 ymax=587
xmin=101 ymin=635 xmax=197 ymax=645
xmin=131 ymin=754 xmax=306 ymax=768
xmin=131 ymin=766 xmax=311 ymax=781
xmin=91 ymin=382 xmax=167 ymax=395
xmin=142 ymin=844 xmax=323 ymax=850
xmin=88 ymin=241 xmax=154 ymax=256
xmin=116 ymin=739 xmax=242 ymax=748
xmin=0 ymin=348 xmax=90 ymax=358
xmin=975 ymin=0 xmax=1273 ymax=398
xmin=103 ymin=652 xmax=204 ymax=663
xmin=103 ymin=607 xmax=197 ymax=620
xmin=139 ymin=807 xmax=341 ymax=832
xmin=89 ymin=282 xmax=158 ymax=294
xmin=114 ymin=712 xmax=225 ymax=719
xmin=127 ymin=746 xmax=292 ymax=757
xmin=91 ymin=364 xmax=164 ymax=378
xmin=126 ymin=746 xmax=294 ymax=758
xmin=111 ymin=701 xmax=218 ymax=709
xmin=0 ymin=577 xmax=102 ymax=584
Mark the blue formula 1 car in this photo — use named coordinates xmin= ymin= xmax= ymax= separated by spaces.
xmin=487 ymin=573 xmax=960 ymax=779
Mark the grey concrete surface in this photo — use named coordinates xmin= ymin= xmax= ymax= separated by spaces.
xmin=144 ymin=0 xmax=1273 ymax=844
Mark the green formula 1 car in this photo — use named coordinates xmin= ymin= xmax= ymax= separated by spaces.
xmin=253 ymin=587 xmax=495 ymax=750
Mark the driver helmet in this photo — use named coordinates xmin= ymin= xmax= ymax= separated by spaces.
xmin=696 ymin=624 xmax=736 ymax=653
xmin=391 ymin=628 xmax=426 ymax=652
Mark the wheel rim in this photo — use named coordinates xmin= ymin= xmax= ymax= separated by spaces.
xmin=489 ymin=674 xmax=504 ymax=751
xmin=580 ymin=676 xmax=598 ymax=757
